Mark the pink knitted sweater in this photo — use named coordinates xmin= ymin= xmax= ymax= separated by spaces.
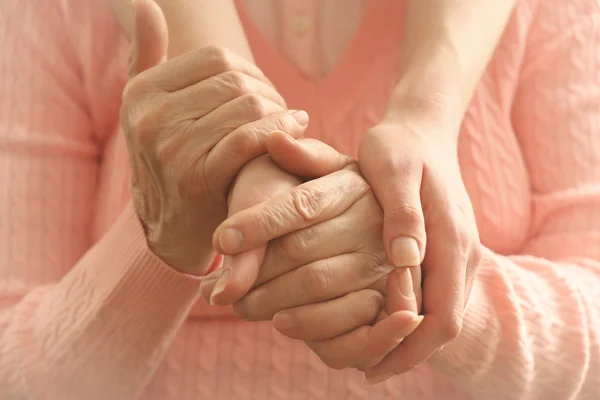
xmin=0 ymin=0 xmax=599 ymax=399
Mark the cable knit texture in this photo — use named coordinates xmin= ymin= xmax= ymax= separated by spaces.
xmin=0 ymin=0 xmax=599 ymax=399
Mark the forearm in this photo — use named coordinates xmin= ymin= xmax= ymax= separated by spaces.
xmin=430 ymin=246 xmax=600 ymax=399
xmin=0 ymin=205 xmax=207 ymax=399
xmin=386 ymin=0 xmax=516 ymax=131
xmin=107 ymin=0 xmax=253 ymax=60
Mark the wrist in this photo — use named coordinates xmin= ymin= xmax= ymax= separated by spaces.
xmin=381 ymin=91 xmax=461 ymax=150
xmin=146 ymin=224 xmax=217 ymax=276
xmin=385 ymin=45 xmax=465 ymax=136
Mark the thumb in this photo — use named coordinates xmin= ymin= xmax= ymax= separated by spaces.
xmin=128 ymin=0 xmax=168 ymax=78
xmin=358 ymin=127 xmax=426 ymax=269
xmin=385 ymin=267 xmax=421 ymax=315
xmin=266 ymin=131 xmax=355 ymax=178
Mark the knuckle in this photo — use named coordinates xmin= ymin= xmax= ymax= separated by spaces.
xmin=241 ymin=93 xmax=269 ymax=119
xmin=270 ymin=114 xmax=291 ymax=133
xmin=441 ymin=312 xmax=463 ymax=342
xmin=363 ymin=290 xmax=385 ymax=318
xmin=290 ymin=187 xmax=321 ymax=222
xmin=278 ymin=230 xmax=312 ymax=262
xmin=470 ymin=241 xmax=484 ymax=267
xmin=129 ymin=110 xmax=160 ymax=146
xmin=269 ymin=110 xmax=299 ymax=133
xmin=361 ymin=258 xmax=391 ymax=285
xmin=122 ymin=76 xmax=150 ymax=105
xmin=389 ymin=205 xmax=424 ymax=230
xmin=223 ymin=70 xmax=250 ymax=96
xmin=203 ymin=45 xmax=234 ymax=70
xmin=226 ymin=130 xmax=261 ymax=162
xmin=449 ymin=222 xmax=471 ymax=257
xmin=301 ymin=263 xmax=332 ymax=299
xmin=257 ymin=208 xmax=283 ymax=235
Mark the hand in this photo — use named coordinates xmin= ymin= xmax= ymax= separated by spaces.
xmin=357 ymin=116 xmax=483 ymax=382
xmin=199 ymin=133 xmax=359 ymax=306
xmin=203 ymin=133 xmax=423 ymax=370
xmin=121 ymin=0 xmax=307 ymax=273
xmin=199 ymin=151 xmax=303 ymax=304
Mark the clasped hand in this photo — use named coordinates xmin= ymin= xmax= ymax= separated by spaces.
xmin=201 ymin=118 xmax=483 ymax=383
xmin=125 ymin=0 xmax=482 ymax=384
xmin=199 ymin=133 xmax=423 ymax=375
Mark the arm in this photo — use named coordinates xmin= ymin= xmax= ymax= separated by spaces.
xmin=369 ymin=1 xmax=600 ymax=397
xmin=0 ymin=1 xmax=301 ymax=399
xmin=0 ymin=2 xmax=204 ymax=399
xmin=386 ymin=0 xmax=517 ymax=129
xmin=356 ymin=0 xmax=520 ymax=376
xmin=110 ymin=0 xmax=326 ymax=302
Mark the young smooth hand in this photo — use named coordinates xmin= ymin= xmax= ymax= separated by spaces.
xmin=358 ymin=114 xmax=483 ymax=382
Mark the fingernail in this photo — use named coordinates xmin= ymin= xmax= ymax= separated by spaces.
xmin=199 ymin=275 xmax=218 ymax=293
xmin=364 ymin=372 xmax=394 ymax=385
xmin=203 ymin=263 xmax=226 ymax=282
xmin=200 ymin=265 xmax=226 ymax=293
xmin=219 ymin=228 xmax=243 ymax=253
xmin=291 ymin=110 xmax=309 ymax=126
xmin=209 ymin=268 xmax=231 ymax=305
xmin=390 ymin=237 xmax=420 ymax=267
xmin=395 ymin=314 xmax=424 ymax=342
xmin=272 ymin=312 xmax=295 ymax=331
xmin=396 ymin=267 xmax=415 ymax=300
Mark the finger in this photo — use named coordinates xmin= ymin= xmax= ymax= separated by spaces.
xmin=131 ymin=45 xmax=271 ymax=92
xmin=266 ymin=132 xmax=355 ymax=178
xmin=357 ymin=310 xmax=424 ymax=372
xmin=254 ymin=192 xmax=384 ymax=286
xmin=411 ymin=266 xmax=423 ymax=312
xmin=365 ymin=213 xmax=468 ymax=377
xmin=172 ymin=97 xmax=288 ymax=172
xmin=199 ymin=266 xmax=224 ymax=301
xmin=233 ymin=253 xmax=393 ymax=321
xmin=201 ymin=156 xmax=302 ymax=305
xmin=306 ymin=311 xmax=423 ymax=371
xmin=205 ymin=111 xmax=309 ymax=193
xmin=358 ymin=127 xmax=427 ymax=269
xmin=357 ymin=268 xmax=422 ymax=372
xmin=385 ymin=267 xmax=418 ymax=315
xmin=207 ymin=247 xmax=266 ymax=305
xmin=165 ymin=72 xmax=287 ymax=121
xmin=271 ymin=289 xmax=385 ymax=341
xmin=128 ymin=0 xmax=168 ymax=78
xmin=212 ymin=166 xmax=371 ymax=255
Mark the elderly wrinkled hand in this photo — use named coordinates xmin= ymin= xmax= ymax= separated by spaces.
xmin=121 ymin=0 xmax=309 ymax=274
xmin=201 ymin=133 xmax=422 ymax=371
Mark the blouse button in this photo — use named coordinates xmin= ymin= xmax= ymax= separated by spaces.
xmin=292 ymin=14 xmax=310 ymax=35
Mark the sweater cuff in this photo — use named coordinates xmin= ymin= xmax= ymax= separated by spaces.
xmin=94 ymin=202 xmax=205 ymax=316
xmin=13 ymin=203 xmax=213 ymax=398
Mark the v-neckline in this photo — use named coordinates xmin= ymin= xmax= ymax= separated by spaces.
xmin=235 ymin=0 xmax=403 ymax=137
xmin=235 ymin=0 xmax=400 ymax=89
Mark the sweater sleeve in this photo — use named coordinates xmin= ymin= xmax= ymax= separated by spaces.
xmin=430 ymin=1 xmax=600 ymax=399
xmin=0 ymin=2 xmax=208 ymax=399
